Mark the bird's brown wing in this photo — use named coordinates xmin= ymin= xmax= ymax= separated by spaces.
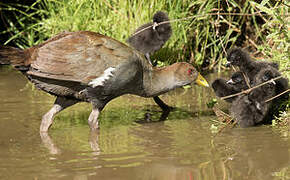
xmin=27 ymin=31 xmax=136 ymax=84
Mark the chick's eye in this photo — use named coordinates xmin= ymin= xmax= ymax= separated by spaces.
xmin=262 ymin=75 xmax=269 ymax=81
xmin=235 ymin=77 xmax=242 ymax=83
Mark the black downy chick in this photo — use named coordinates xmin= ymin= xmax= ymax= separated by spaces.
xmin=212 ymin=71 xmax=248 ymax=103
xmin=230 ymin=67 xmax=279 ymax=127
xmin=226 ymin=48 xmax=279 ymax=83
xmin=262 ymin=67 xmax=289 ymax=123
xmin=127 ymin=11 xmax=172 ymax=65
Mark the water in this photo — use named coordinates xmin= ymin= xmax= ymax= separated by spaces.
xmin=0 ymin=67 xmax=289 ymax=180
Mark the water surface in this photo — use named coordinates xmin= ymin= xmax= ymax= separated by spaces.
xmin=0 ymin=67 xmax=289 ymax=180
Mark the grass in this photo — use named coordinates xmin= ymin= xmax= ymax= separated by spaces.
xmin=0 ymin=0 xmax=193 ymax=63
xmin=0 ymin=0 xmax=289 ymax=70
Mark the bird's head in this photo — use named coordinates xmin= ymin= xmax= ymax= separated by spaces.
xmin=256 ymin=68 xmax=278 ymax=86
xmin=227 ymin=71 xmax=245 ymax=85
xmin=226 ymin=48 xmax=249 ymax=67
xmin=153 ymin=11 xmax=169 ymax=23
xmin=172 ymin=62 xmax=209 ymax=87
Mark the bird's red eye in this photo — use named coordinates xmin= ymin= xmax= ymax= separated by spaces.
xmin=187 ymin=69 xmax=193 ymax=75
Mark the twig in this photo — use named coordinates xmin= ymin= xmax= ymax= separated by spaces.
xmin=218 ymin=15 xmax=241 ymax=33
xmin=264 ymin=89 xmax=290 ymax=103
xmin=212 ymin=106 xmax=236 ymax=136
xmin=132 ymin=11 xmax=290 ymax=37
xmin=232 ymin=66 xmax=237 ymax=72
xmin=131 ymin=12 xmax=267 ymax=37
xmin=0 ymin=9 xmax=14 ymax=38
xmin=280 ymin=68 xmax=290 ymax=72
xmin=101 ymin=0 xmax=126 ymax=19
xmin=282 ymin=1 xmax=290 ymax=8
xmin=245 ymin=35 xmax=269 ymax=57
xmin=214 ymin=116 xmax=237 ymax=136
xmin=242 ymin=72 xmax=251 ymax=89
xmin=251 ymin=4 xmax=268 ymax=25
xmin=220 ymin=75 xmax=284 ymax=100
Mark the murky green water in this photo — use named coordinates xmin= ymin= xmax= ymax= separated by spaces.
xmin=0 ymin=67 xmax=289 ymax=180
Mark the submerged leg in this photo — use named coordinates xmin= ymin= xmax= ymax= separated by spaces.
xmin=88 ymin=108 xmax=100 ymax=130
xmin=153 ymin=96 xmax=172 ymax=112
xmin=88 ymin=101 xmax=104 ymax=131
xmin=40 ymin=96 xmax=78 ymax=132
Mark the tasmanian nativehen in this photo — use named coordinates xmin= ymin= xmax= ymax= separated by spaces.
xmin=0 ymin=31 xmax=209 ymax=132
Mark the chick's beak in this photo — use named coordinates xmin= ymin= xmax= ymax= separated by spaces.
xmin=226 ymin=79 xmax=234 ymax=84
xmin=195 ymin=73 xmax=209 ymax=87
xmin=225 ymin=62 xmax=232 ymax=67
xmin=270 ymin=79 xmax=276 ymax=85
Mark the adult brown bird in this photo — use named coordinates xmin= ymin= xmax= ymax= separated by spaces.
xmin=0 ymin=31 xmax=209 ymax=132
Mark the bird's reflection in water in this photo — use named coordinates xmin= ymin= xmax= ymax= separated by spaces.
xmin=40 ymin=109 xmax=170 ymax=155
xmin=40 ymin=131 xmax=101 ymax=156
xmin=40 ymin=132 xmax=61 ymax=155
xmin=135 ymin=108 xmax=171 ymax=124
xmin=89 ymin=130 xmax=101 ymax=156
xmin=38 ymin=109 xmax=289 ymax=180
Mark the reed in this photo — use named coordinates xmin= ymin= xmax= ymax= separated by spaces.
xmin=0 ymin=0 xmax=289 ymax=71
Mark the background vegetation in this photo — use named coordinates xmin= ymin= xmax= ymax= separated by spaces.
xmin=0 ymin=0 xmax=289 ymax=71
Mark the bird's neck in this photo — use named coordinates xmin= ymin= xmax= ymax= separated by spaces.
xmin=142 ymin=65 xmax=180 ymax=97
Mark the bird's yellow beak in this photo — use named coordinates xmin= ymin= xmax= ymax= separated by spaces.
xmin=195 ymin=73 xmax=209 ymax=87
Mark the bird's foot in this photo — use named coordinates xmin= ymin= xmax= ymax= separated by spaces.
xmin=89 ymin=122 xmax=99 ymax=131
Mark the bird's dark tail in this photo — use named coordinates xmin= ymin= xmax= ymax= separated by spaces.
xmin=0 ymin=46 xmax=27 ymax=69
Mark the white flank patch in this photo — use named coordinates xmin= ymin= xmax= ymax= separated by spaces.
xmin=86 ymin=57 xmax=93 ymax=62
xmin=89 ymin=67 xmax=115 ymax=87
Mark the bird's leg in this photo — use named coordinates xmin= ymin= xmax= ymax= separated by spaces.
xmin=159 ymin=108 xmax=171 ymax=121
xmin=153 ymin=96 xmax=172 ymax=112
xmin=40 ymin=104 xmax=62 ymax=132
xmin=88 ymin=101 xmax=104 ymax=131
xmin=40 ymin=97 xmax=78 ymax=132
xmin=145 ymin=53 xmax=153 ymax=66
xmin=88 ymin=108 xmax=100 ymax=130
